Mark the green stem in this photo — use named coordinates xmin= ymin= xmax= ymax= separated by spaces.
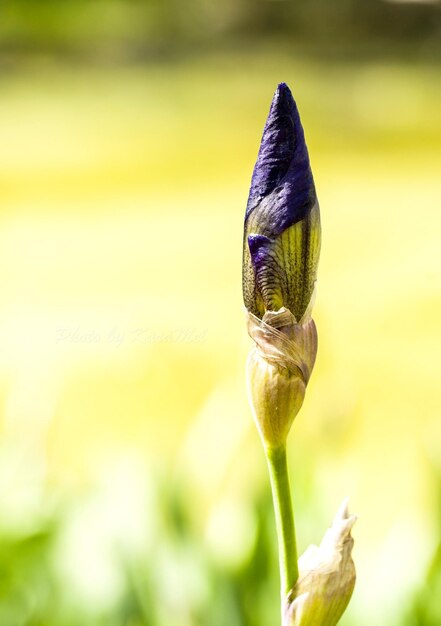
xmin=265 ymin=444 xmax=299 ymax=605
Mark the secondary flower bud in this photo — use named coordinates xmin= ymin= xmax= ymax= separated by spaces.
xmin=283 ymin=500 xmax=357 ymax=626
xmin=243 ymin=82 xmax=321 ymax=322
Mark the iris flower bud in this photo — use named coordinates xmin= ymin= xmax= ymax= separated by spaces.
xmin=244 ymin=83 xmax=320 ymax=447
xmin=243 ymin=85 xmax=356 ymax=626
xmin=283 ymin=500 xmax=357 ymax=626
xmin=243 ymin=82 xmax=321 ymax=323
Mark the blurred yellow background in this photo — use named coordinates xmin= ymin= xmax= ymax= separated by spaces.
xmin=0 ymin=3 xmax=440 ymax=625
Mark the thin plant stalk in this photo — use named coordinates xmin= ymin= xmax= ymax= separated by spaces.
xmin=266 ymin=445 xmax=299 ymax=608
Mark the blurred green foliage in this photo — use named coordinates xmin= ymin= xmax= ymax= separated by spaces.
xmin=1 ymin=464 xmax=441 ymax=626
xmin=0 ymin=466 xmax=279 ymax=626
xmin=407 ymin=467 xmax=441 ymax=626
xmin=0 ymin=0 xmax=439 ymax=64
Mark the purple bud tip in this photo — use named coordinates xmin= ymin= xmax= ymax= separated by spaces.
xmin=245 ymin=82 xmax=316 ymax=236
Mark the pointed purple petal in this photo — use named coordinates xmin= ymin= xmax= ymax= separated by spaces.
xmin=245 ymin=83 xmax=316 ymax=237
